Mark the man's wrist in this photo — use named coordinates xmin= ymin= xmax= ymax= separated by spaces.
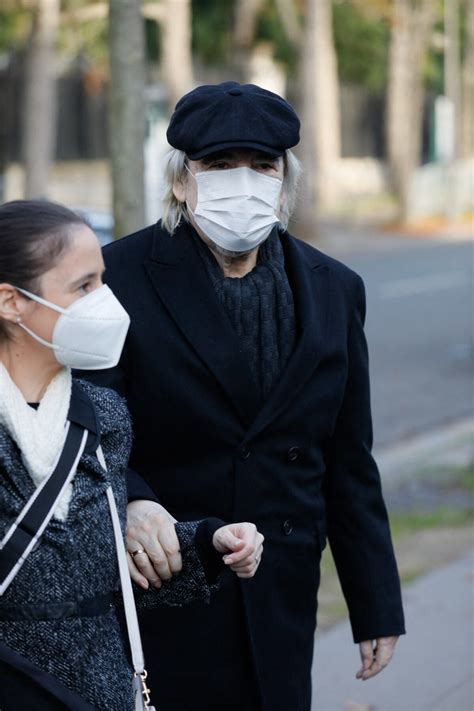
xmin=195 ymin=517 xmax=227 ymax=582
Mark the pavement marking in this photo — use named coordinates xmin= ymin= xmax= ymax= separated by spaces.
xmin=379 ymin=270 xmax=470 ymax=298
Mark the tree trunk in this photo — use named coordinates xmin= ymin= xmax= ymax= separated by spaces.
xmin=300 ymin=0 xmax=341 ymax=218
xmin=461 ymin=0 xmax=474 ymax=157
xmin=274 ymin=0 xmax=302 ymax=46
xmin=232 ymin=0 xmax=265 ymax=79
xmin=0 ymin=64 xmax=13 ymax=204
xmin=109 ymin=0 xmax=146 ymax=238
xmin=22 ymin=0 xmax=60 ymax=199
xmin=444 ymin=0 xmax=462 ymax=158
xmin=386 ymin=0 xmax=435 ymax=222
xmin=161 ymin=0 xmax=194 ymax=111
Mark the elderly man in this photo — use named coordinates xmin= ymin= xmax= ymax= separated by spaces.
xmin=84 ymin=82 xmax=405 ymax=711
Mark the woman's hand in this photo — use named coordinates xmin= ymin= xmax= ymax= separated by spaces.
xmin=126 ymin=500 xmax=182 ymax=590
xmin=212 ymin=522 xmax=264 ymax=579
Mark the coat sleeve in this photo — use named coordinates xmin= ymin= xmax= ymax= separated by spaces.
xmin=74 ymin=350 xmax=160 ymax=505
xmin=133 ymin=519 xmax=224 ymax=609
xmin=324 ymin=274 xmax=405 ymax=643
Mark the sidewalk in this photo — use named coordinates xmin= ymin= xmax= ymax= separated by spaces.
xmin=311 ymin=418 xmax=474 ymax=710
xmin=311 ymin=551 xmax=474 ymax=711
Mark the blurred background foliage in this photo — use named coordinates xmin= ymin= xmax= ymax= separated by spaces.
xmin=191 ymin=0 xmax=235 ymax=65
xmin=0 ymin=0 xmax=471 ymax=237
xmin=0 ymin=1 xmax=450 ymax=90
xmin=333 ymin=1 xmax=390 ymax=91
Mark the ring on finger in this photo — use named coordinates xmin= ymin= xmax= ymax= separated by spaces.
xmin=130 ymin=548 xmax=147 ymax=559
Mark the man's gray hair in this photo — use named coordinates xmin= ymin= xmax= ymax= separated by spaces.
xmin=160 ymin=148 xmax=302 ymax=235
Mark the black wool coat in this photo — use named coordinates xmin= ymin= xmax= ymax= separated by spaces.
xmin=82 ymin=221 xmax=405 ymax=711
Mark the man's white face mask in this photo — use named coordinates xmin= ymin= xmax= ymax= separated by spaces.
xmin=187 ymin=166 xmax=283 ymax=253
xmin=15 ymin=284 xmax=130 ymax=370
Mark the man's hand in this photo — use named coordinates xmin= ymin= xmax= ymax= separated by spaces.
xmin=212 ymin=522 xmax=264 ymax=579
xmin=356 ymin=636 xmax=399 ymax=681
xmin=126 ymin=500 xmax=182 ymax=590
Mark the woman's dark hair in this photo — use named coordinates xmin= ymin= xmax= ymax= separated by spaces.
xmin=0 ymin=199 xmax=88 ymax=341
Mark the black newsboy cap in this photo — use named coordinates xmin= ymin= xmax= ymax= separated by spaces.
xmin=166 ymin=81 xmax=300 ymax=159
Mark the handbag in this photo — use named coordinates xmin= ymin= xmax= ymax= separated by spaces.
xmin=0 ymin=421 xmax=156 ymax=711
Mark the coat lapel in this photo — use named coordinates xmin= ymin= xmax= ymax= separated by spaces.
xmin=144 ymin=224 xmax=332 ymax=437
xmin=245 ymin=233 xmax=332 ymax=440
xmin=144 ymin=223 xmax=261 ymax=427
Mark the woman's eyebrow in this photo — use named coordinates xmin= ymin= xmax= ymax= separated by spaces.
xmin=69 ymin=272 xmax=97 ymax=289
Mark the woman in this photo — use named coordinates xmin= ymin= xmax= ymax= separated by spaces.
xmin=0 ymin=200 xmax=264 ymax=710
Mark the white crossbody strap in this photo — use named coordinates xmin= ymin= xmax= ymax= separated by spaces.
xmin=97 ymin=446 xmax=145 ymax=673
xmin=98 ymin=447 xmax=156 ymax=711
xmin=106 ymin=486 xmax=146 ymax=671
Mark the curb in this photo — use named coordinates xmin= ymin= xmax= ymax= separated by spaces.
xmin=373 ymin=418 xmax=474 ymax=488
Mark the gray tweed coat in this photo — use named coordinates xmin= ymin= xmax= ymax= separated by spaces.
xmin=0 ymin=379 xmax=217 ymax=710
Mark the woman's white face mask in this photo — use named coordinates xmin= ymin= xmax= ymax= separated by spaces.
xmin=15 ymin=284 xmax=130 ymax=370
xmin=187 ymin=166 xmax=283 ymax=253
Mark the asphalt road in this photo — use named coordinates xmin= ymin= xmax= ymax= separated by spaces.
xmin=321 ymin=237 xmax=473 ymax=450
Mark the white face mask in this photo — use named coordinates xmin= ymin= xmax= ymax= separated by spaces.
xmin=16 ymin=284 xmax=130 ymax=370
xmin=187 ymin=166 xmax=283 ymax=253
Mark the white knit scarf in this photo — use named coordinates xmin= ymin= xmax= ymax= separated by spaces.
xmin=0 ymin=363 xmax=73 ymax=521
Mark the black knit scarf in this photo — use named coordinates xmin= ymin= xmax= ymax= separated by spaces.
xmin=193 ymin=229 xmax=296 ymax=402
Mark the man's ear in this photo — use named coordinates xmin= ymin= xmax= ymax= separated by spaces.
xmin=172 ymin=175 xmax=187 ymax=203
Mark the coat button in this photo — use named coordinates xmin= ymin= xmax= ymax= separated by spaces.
xmin=240 ymin=446 xmax=251 ymax=460
xmin=287 ymin=446 xmax=300 ymax=462
xmin=282 ymin=519 xmax=293 ymax=535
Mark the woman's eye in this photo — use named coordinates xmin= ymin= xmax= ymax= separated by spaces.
xmin=256 ymin=162 xmax=276 ymax=171
xmin=210 ymin=162 xmax=230 ymax=170
xmin=79 ymin=282 xmax=90 ymax=294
